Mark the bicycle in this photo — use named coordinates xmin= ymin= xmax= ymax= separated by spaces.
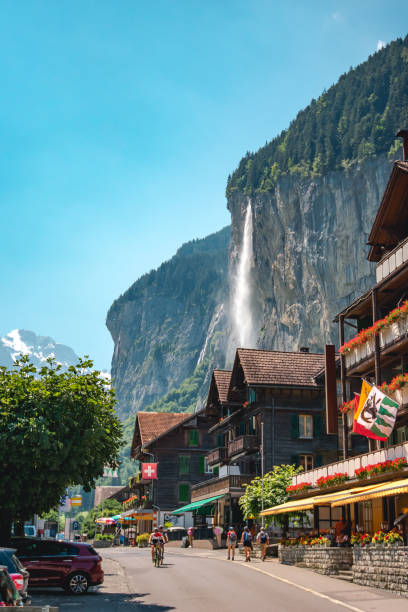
xmin=153 ymin=544 xmax=162 ymax=568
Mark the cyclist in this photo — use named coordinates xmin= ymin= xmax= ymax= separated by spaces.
xmin=149 ymin=527 xmax=164 ymax=564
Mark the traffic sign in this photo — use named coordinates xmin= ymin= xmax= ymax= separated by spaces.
xmin=103 ymin=467 xmax=118 ymax=478
xmin=71 ymin=495 xmax=82 ymax=507
xmin=72 ymin=520 xmax=79 ymax=531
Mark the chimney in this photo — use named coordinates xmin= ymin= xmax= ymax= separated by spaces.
xmin=396 ymin=130 xmax=408 ymax=161
xmin=299 ymin=347 xmax=309 ymax=353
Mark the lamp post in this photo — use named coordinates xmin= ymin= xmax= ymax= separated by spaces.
xmin=261 ymin=420 xmax=265 ymax=528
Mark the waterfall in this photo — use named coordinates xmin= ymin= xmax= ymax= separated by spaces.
xmin=232 ymin=202 xmax=256 ymax=348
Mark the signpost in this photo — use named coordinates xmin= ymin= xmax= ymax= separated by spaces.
xmin=71 ymin=495 xmax=82 ymax=507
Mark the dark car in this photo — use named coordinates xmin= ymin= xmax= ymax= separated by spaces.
xmin=11 ymin=537 xmax=104 ymax=595
xmin=0 ymin=548 xmax=30 ymax=604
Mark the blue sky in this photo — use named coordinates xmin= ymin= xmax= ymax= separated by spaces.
xmin=1 ymin=1 xmax=408 ymax=369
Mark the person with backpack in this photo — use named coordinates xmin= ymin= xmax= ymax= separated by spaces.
xmin=256 ymin=528 xmax=269 ymax=561
xmin=226 ymin=526 xmax=237 ymax=560
xmin=240 ymin=525 xmax=252 ymax=561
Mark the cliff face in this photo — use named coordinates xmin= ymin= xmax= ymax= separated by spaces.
xmin=228 ymin=152 xmax=394 ymax=353
xmin=106 ymin=227 xmax=230 ymax=418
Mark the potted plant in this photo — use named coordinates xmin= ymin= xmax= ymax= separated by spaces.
xmin=371 ymin=530 xmax=386 ymax=546
xmin=383 ymin=530 xmax=404 ymax=546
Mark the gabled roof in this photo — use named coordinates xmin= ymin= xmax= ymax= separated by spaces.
xmin=131 ymin=411 xmax=191 ymax=458
xmin=213 ymin=370 xmax=232 ymax=404
xmin=232 ymin=348 xmax=325 ymax=389
xmin=368 ymin=161 xmax=408 ymax=262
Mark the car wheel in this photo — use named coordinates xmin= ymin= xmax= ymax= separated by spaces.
xmin=65 ymin=572 xmax=89 ymax=595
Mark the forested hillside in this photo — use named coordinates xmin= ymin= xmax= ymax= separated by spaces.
xmin=227 ymin=36 xmax=408 ymax=196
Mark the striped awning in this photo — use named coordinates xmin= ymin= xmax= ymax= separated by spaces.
xmin=331 ymin=478 xmax=408 ymax=507
xmin=260 ymin=487 xmax=372 ymax=516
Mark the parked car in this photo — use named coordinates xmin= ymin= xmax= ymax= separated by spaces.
xmin=23 ymin=526 xmax=36 ymax=538
xmin=0 ymin=549 xmax=30 ymax=605
xmin=11 ymin=537 xmax=104 ymax=595
xmin=0 ymin=565 xmax=22 ymax=607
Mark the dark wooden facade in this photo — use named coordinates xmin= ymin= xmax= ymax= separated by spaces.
xmin=131 ymin=411 xmax=217 ymax=512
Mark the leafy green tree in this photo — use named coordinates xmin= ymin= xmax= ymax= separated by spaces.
xmin=0 ymin=357 xmax=123 ymax=544
xmin=238 ymin=465 xmax=302 ymax=525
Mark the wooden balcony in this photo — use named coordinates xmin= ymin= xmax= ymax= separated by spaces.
xmin=291 ymin=442 xmax=408 ymax=488
xmin=191 ymin=474 xmax=253 ymax=502
xmin=207 ymin=447 xmax=228 ymax=466
xmin=344 ymin=313 xmax=408 ymax=374
xmin=228 ymin=435 xmax=259 ymax=458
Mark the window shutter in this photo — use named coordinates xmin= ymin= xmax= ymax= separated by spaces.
xmin=179 ymin=455 xmax=190 ymax=474
xmin=217 ymin=434 xmax=224 ymax=447
xmin=213 ymin=466 xmax=219 ymax=477
xmin=314 ymin=415 xmax=323 ymax=438
xmin=239 ymin=421 xmax=246 ymax=436
xmin=315 ymin=454 xmax=323 ymax=468
xmin=248 ymin=388 xmax=256 ymax=404
xmin=189 ymin=429 xmax=199 ymax=447
xmin=178 ymin=484 xmax=189 ymax=502
xmin=199 ymin=456 xmax=205 ymax=474
xmin=290 ymin=414 xmax=299 ymax=439
xmin=290 ymin=455 xmax=298 ymax=467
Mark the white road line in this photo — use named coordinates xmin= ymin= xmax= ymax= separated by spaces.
xmin=232 ymin=561 xmax=365 ymax=612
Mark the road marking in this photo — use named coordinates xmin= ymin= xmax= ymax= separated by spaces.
xmin=232 ymin=561 xmax=365 ymax=612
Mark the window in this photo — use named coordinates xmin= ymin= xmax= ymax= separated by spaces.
xmin=199 ymin=455 xmax=213 ymax=474
xmin=178 ymin=484 xmax=189 ymax=502
xmin=188 ymin=429 xmax=199 ymax=447
xmin=299 ymin=454 xmax=314 ymax=471
xmin=179 ymin=455 xmax=190 ymax=474
xmin=299 ymin=415 xmax=313 ymax=438
xmin=248 ymin=416 xmax=256 ymax=435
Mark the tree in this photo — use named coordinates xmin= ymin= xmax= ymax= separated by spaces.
xmin=238 ymin=465 xmax=302 ymax=525
xmin=0 ymin=357 xmax=123 ymax=544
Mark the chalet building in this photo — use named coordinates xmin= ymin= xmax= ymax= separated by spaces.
xmin=129 ymin=410 xmax=217 ymax=529
xmin=280 ymin=135 xmax=408 ymax=548
xmin=189 ymin=348 xmax=341 ymax=530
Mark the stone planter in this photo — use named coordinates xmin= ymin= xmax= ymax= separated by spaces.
xmin=279 ymin=546 xmax=352 ymax=575
xmin=92 ymin=539 xmax=113 ymax=548
xmin=353 ymin=545 xmax=408 ymax=597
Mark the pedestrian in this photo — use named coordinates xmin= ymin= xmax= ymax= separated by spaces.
xmin=187 ymin=526 xmax=194 ymax=547
xmin=240 ymin=526 xmax=252 ymax=562
xmin=226 ymin=526 xmax=237 ymax=560
xmin=256 ymin=528 xmax=269 ymax=561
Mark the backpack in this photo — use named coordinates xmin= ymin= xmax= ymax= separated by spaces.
xmin=228 ymin=531 xmax=237 ymax=542
xmin=243 ymin=531 xmax=252 ymax=544
xmin=260 ymin=533 xmax=267 ymax=544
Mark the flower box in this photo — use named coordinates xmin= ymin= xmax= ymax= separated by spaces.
xmin=379 ymin=325 xmax=394 ymax=348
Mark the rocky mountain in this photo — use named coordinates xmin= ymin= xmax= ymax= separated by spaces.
xmin=107 ymin=35 xmax=408 ymax=420
xmin=0 ymin=329 xmax=80 ymax=370
xmin=106 ymin=227 xmax=230 ymax=418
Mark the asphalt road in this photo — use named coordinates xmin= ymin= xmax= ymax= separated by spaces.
xmin=30 ymin=547 xmax=408 ymax=612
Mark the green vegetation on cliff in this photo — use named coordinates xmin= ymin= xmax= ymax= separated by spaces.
xmin=227 ymin=35 xmax=408 ymax=196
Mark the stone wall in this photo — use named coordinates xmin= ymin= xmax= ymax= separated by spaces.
xmin=279 ymin=546 xmax=353 ymax=575
xmin=353 ymin=546 xmax=408 ymax=597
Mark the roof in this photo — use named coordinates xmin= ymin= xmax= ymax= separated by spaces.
xmin=235 ymin=348 xmax=325 ymax=388
xmin=137 ymin=412 xmax=191 ymax=447
xmin=368 ymin=161 xmax=408 ymax=262
xmin=213 ymin=370 xmax=232 ymax=404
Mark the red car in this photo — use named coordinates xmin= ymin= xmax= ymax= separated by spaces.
xmin=11 ymin=537 xmax=104 ymax=595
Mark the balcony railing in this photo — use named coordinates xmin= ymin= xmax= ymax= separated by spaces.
xmin=207 ymin=447 xmax=228 ymax=466
xmin=191 ymin=474 xmax=253 ymax=502
xmin=291 ymin=442 xmax=408 ymax=487
xmin=228 ymin=435 xmax=259 ymax=457
xmin=376 ymin=235 xmax=408 ymax=284
xmin=344 ymin=314 xmax=408 ymax=371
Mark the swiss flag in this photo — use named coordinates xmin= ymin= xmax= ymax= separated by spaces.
xmin=142 ymin=463 xmax=158 ymax=480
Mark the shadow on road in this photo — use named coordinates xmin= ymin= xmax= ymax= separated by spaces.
xmin=30 ymin=589 xmax=176 ymax=610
